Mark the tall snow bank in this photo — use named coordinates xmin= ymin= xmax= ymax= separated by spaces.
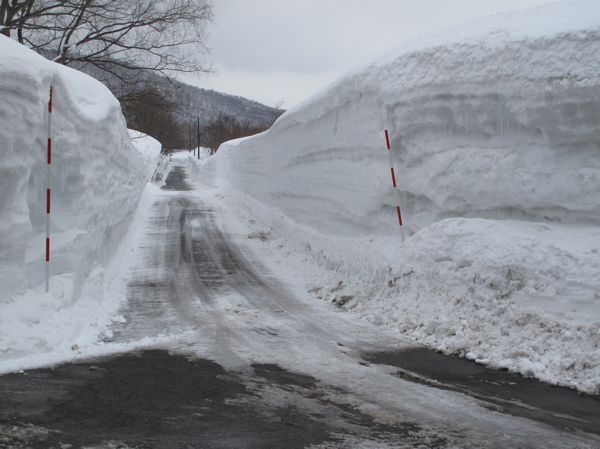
xmin=128 ymin=129 xmax=162 ymax=174
xmin=217 ymin=0 xmax=600 ymax=235
xmin=212 ymin=0 xmax=600 ymax=393
xmin=0 ymin=36 xmax=147 ymax=366
xmin=128 ymin=129 xmax=169 ymax=182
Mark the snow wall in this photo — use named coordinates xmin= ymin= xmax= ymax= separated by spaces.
xmin=0 ymin=36 xmax=148 ymax=358
xmin=216 ymin=0 xmax=600 ymax=236
xmin=128 ymin=129 xmax=167 ymax=181
xmin=213 ymin=0 xmax=600 ymax=393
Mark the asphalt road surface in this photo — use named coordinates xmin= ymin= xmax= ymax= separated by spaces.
xmin=1 ymin=160 xmax=599 ymax=449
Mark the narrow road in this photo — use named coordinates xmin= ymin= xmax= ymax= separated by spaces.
xmin=1 ymin=159 xmax=599 ymax=449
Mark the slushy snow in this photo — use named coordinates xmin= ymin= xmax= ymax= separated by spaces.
xmin=0 ymin=35 xmax=162 ymax=370
xmin=210 ymin=0 xmax=600 ymax=393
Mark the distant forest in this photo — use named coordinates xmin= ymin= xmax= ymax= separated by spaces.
xmin=77 ymin=64 xmax=284 ymax=151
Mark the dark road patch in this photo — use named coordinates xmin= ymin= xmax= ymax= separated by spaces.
xmin=0 ymin=351 xmax=333 ymax=449
xmin=251 ymin=363 xmax=318 ymax=389
xmin=162 ymin=165 xmax=192 ymax=191
xmin=247 ymin=363 xmax=453 ymax=449
xmin=0 ymin=351 xmax=464 ymax=449
xmin=364 ymin=348 xmax=600 ymax=436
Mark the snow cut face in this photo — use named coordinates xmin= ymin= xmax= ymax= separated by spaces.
xmin=0 ymin=36 xmax=151 ymax=367
xmin=216 ymin=0 xmax=600 ymax=236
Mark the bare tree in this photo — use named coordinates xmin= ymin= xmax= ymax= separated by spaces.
xmin=202 ymin=113 xmax=272 ymax=153
xmin=121 ymin=85 xmax=182 ymax=146
xmin=1 ymin=1 xmax=36 ymax=39
xmin=1 ymin=0 xmax=213 ymax=77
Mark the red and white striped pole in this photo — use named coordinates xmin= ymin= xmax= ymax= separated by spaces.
xmin=45 ymin=85 xmax=53 ymax=292
xmin=384 ymin=129 xmax=405 ymax=242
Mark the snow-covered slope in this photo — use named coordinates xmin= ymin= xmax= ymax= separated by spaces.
xmin=0 ymin=36 xmax=151 ymax=367
xmin=213 ymin=0 xmax=600 ymax=393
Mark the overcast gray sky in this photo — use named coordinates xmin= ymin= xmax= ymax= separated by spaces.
xmin=182 ymin=0 xmax=553 ymax=108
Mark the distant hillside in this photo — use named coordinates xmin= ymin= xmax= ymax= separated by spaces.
xmin=172 ymin=82 xmax=282 ymax=129
xmin=75 ymin=63 xmax=283 ymax=149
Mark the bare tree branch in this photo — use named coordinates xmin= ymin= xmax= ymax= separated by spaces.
xmin=3 ymin=0 xmax=213 ymax=77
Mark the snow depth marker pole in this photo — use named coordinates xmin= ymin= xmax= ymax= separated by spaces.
xmin=45 ymin=85 xmax=53 ymax=292
xmin=384 ymin=129 xmax=405 ymax=242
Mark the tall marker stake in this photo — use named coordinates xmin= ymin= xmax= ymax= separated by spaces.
xmin=384 ymin=129 xmax=405 ymax=242
xmin=45 ymin=85 xmax=53 ymax=292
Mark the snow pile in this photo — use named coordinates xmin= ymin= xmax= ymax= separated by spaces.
xmin=188 ymin=147 xmax=213 ymax=160
xmin=128 ymin=129 xmax=162 ymax=177
xmin=185 ymin=147 xmax=213 ymax=182
xmin=369 ymin=219 xmax=600 ymax=392
xmin=212 ymin=0 xmax=600 ymax=392
xmin=198 ymin=147 xmax=212 ymax=159
xmin=128 ymin=129 xmax=169 ymax=183
xmin=0 ymin=36 xmax=150 ymax=369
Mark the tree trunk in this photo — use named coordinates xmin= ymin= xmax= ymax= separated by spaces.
xmin=1 ymin=0 xmax=12 ymax=36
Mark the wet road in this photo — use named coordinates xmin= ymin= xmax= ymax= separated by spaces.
xmin=1 ymin=160 xmax=599 ymax=449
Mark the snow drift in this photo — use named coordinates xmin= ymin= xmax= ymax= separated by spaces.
xmin=0 ymin=36 xmax=152 ymax=367
xmin=213 ymin=0 xmax=600 ymax=392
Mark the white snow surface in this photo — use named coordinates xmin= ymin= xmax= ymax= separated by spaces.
xmin=128 ymin=129 xmax=162 ymax=178
xmin=196 ymin=147 xmax=213 ymax=159
xmin=0 ymin=37 xmax=158 ymax=369
xmin=212 ymin=0 xmax=600 ymax=393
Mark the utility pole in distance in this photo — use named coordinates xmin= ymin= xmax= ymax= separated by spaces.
xmin=197 ymin=116 xmax=201 ymax=160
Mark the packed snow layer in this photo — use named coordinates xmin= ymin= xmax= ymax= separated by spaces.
xmin=212 ymin=0 xmax=600 ymax=392
xmin=0 ymin=36 xmax=151 ymax=366
xmin=217 ymin=0 xmax=600 ymax=235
